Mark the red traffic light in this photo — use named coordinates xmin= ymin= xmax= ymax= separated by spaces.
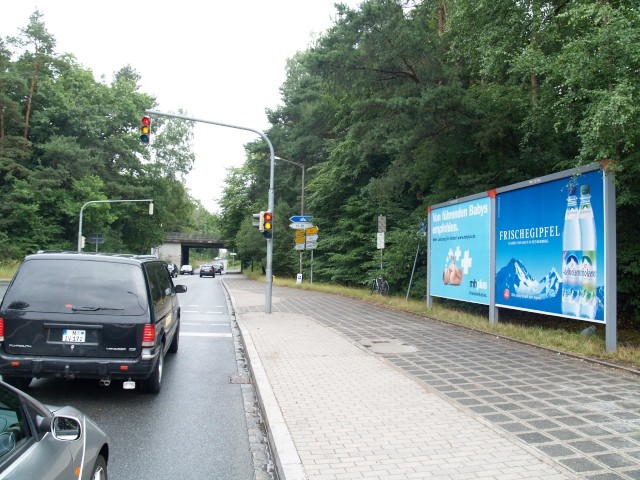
xmin=263 ymin=212 xmax=273 ymax=230
xmin=140 ymin=116 xmax=151 ymax=144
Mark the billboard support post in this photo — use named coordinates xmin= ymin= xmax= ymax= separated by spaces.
xmin=604 ymin=170 xmax=617 ymax=352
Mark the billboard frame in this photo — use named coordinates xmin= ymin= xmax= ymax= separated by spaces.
xmin=427 ymin=163 xmax=617 ymax=351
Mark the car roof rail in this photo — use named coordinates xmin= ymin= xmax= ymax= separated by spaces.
xmin=36 ymin=250 xmax=77 ymax=254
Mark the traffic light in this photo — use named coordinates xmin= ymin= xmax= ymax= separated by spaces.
xmin=262 ymin=211 xmax=273 ymax=238
xmin=140 ymin=116 xmax=151 ymax=144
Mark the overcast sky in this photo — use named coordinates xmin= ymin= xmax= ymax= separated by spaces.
xmin=1 ymin=1 xmax=361 ymax=212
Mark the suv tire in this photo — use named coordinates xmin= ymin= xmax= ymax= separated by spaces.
xmin=168 ymin=324 xmax=179 ymax=354
xmin=141 ymin=350 xmax=164 ymax=394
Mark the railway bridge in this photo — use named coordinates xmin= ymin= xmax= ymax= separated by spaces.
xmin=154 ymin=232 xmax=227 ymax=267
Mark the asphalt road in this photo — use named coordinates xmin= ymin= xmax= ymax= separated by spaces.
xmin=1 ymin=274 xmax=261 ymax=480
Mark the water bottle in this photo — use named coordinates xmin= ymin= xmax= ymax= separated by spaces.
xmin=561 ymin=185 xmax=581 ymax=316
xmin=579 ymin=184 xmax=597 ymax=319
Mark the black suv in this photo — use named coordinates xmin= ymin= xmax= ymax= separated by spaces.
xmin=0 ymin=252 xmax=187 ymax=393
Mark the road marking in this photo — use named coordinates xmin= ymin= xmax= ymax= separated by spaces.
xmin=182 ymin=310 xmax=225 ymax=314
xmin=180 ymin=332 xmax=232 ymax=338
xmin=182 ymin=322 xmax=229 ymax=326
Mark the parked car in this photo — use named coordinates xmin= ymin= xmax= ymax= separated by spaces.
xmin=0 ymin=252 xmax=187 ymax=394
xmin=180 ymin=264 xmax=193 ymax=275
xmin=0 ymin=379 xmax=109 ymax=479
xmin=213 ymin=262 xmax=224 ymax=274
xmin=167 ymin=263 xmax=178 ymax=278
xmin=199 ymin=264 xmax=215 ymax=278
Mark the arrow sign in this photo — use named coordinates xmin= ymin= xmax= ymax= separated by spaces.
xmin=305 ymin=226 xmax=319 ymax=235
xmin=305 ymin=241 xmax=318 ymax=249
xmin=294 ymin=243 xmax=306 ymax=251
xmin=289 ymin=222 xmax=313 ymax=230
xmin=290 ymin=215 xmax=314 ymax=223
xmin=305 ymin=234 xmax=318 ymax=242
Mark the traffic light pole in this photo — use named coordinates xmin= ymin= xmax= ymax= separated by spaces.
xmin=145 ymin=109 xmax=275 ymax=313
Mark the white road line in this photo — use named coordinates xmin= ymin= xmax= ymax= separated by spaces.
xmin=180 ymin=332 xmax=232 ymax=338
xmin=182 ymin=322 xmax=229 ymax=326
xmin=182 ymin=310 xmax=225 ymax=314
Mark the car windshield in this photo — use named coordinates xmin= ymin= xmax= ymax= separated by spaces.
xmin=2 ymin=258 xmax=148 ymax=315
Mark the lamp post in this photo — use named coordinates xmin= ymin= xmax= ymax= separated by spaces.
xmin=78 ymin=199 xmax=154 ymax=252
xmin=145 ymin=109 xmax=276 ymax=314
xmin=275 ymin=156 xmax=306 ymax=277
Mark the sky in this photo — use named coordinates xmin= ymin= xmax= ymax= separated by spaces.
xmin=1 ymin=1 xmax=362 ymax=212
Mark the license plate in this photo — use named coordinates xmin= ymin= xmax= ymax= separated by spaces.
xmin=62 ymin=329 xmax=86 ymax=343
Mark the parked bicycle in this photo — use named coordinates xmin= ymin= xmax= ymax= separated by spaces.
xmin=371 ymin=277 xmax=389 ymax=295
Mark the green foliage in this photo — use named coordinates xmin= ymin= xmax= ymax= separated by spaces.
xmin=218 ymin=0 xmax=640 ymax=325
xmin=0 ymin=11 xmax=205 ymax=258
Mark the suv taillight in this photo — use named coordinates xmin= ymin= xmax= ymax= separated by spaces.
xmin=0 ymin=318 xmax=4 ymax=341
xmin=142 ymin=324 xmax=155 ymax=347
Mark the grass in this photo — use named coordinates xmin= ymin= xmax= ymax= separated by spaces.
xmin=0 ymin=260 xmax=20 ymax=281
xmin=259 ymin=274 xmax=640 ymax=372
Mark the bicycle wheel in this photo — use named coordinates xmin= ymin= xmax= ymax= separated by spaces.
xmin=370 ymin=279 xmax=378 ymax=294
xmin=380 ymin=280 xmax=389 ymax=295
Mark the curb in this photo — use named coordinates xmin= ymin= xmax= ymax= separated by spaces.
xmin=222 ymin=281 xmax=306 ymax=480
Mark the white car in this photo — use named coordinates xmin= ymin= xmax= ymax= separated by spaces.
xmin=180 ymin=264 xmax=194 ymax=275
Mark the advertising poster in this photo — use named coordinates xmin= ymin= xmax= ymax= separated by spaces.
xmin=429 ymin=197 xmax=491 ymax=305
xmin=495 ymin=169 xmax=605 ymax=322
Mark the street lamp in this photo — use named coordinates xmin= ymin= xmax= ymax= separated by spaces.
xmin=145 ymin=109 xmax=276 ymax=314
xmin=78 ymin=199 xmax=154 ymax=252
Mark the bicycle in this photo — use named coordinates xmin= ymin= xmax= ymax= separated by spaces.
xmin=371 ymin=277 xmax=389 ymax=295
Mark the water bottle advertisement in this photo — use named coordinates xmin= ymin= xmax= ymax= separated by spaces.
xmin=429 ymin=197 xmax=491 ymax=305
xmin=494 ymin=169 xmax=605 ymax=322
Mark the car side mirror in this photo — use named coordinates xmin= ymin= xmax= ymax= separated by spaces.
xmin=52 ymin=416 xmax=81 ymax=441
xmin=175 ymin=285 xmax=187 ymax=293
xmin=37 ymin=415 xmax=81 ymax=441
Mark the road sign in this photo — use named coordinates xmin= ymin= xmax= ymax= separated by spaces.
xmin=305 ymin=226 xmax=318 ymax=235
xmin=305 ymin=234 xmax=318 ymax=242
xmin=377 ymin=215 xmax=386 ymax=233
xmin=377 ymin=232 xmax=385 ymax=249
xmin=305 ymin=241 xmax=318 ymax=249
xmin=294 ymin=243 xmax=306 ymax=251
xmin=290 ymin=215 xmax=314 ymax=223
xmin=294 ymin=236 xmax=305 ymax=244
xmin=289 ymin=222 xmax=313 ymax=230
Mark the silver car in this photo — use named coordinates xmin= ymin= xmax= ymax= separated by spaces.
xmin=0 ymin=380 xmax=109 ymax=479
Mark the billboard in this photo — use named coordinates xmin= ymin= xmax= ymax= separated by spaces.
xmin=494 ymin=169 xmax=606 ymax=322
xmin=429 ymin=197 xmax=491 ymax=305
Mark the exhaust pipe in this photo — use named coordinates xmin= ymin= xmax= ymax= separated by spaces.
xmin=99 ymin=379 xmax=111 ymax=387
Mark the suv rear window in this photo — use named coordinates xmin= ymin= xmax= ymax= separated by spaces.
xmin=3 ymin=258 xmax=148 ymax=315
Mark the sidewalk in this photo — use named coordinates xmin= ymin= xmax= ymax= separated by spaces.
xmin=223 ymin=276 xmax=640 ymax=480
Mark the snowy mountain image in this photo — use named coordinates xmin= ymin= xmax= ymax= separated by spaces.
xmin=496 ymin=258 xmax=560 ymax=300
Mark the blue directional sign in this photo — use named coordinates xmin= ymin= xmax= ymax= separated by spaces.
xmin=289 ymin=215 xmax=314 ymax=223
